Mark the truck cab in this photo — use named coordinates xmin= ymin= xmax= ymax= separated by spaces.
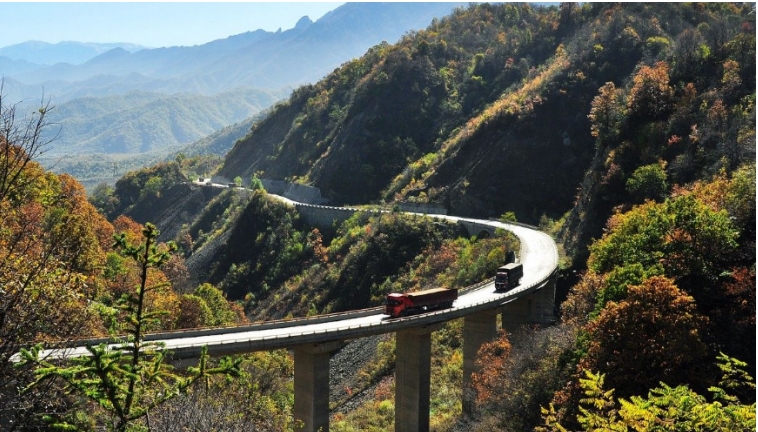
xmin=385 ymin=293 xmax=409 ymax=317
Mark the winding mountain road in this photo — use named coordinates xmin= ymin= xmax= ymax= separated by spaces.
xmin=19 ymin=192 xmax=559 ymax=362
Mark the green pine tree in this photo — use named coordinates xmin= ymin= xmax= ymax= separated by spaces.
xmin=19 ymin=223 xmax=241 ymax=431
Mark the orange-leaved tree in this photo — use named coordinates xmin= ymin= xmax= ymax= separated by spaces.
xmin=0 ymin=87 xmax=111 ymax=429
xmin=581 ymin=276 xmax=710 ymax=398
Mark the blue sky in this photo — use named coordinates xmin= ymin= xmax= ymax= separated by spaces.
xmin=0 ymin=2 xmax=345 ymax=49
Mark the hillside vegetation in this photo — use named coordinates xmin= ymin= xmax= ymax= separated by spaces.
xmin=0 ymin=129 xmax=247 ymax=427
xmin=42 ymin=88 xmax=284 ymax=155
xmin=1 ymin=2 xmax=754 ymax=431
xmin=219 ymin=3 xmax=756 ymax=429
xmin=220 ymin=3 xmax=754 ymax=223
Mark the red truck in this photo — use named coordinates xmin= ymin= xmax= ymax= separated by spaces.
xmin=384 ymin=287 xmax=458 ymax=318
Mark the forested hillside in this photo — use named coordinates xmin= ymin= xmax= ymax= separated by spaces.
xmin=41 ymin=88 xmax=284 ymax=155
xmin=0 ymin=113 xmax=248 ymax=427
xmin=1 ymin=2 xmax=754 ymax=431
xmin=219 ymin=3 xmax=757 ymax=428
xmin=221 ymin=3 xmax=754 ymax=222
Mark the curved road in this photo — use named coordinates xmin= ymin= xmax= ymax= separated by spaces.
xmin=22 ymin=192 xmax=559 ymax=361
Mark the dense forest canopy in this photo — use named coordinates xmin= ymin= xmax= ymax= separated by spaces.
xmin=219 ymin=3 xmax=754 ymax=226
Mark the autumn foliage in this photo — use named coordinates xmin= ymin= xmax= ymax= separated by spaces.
xmin=0 ymin=2 xmax=755 ymax=430
xmin=0 ymin=93 xmax=246 ymax=428
xmin=549 ymin=168 xmax=754 ymax=428
xmin=471 ymin=330 xmax=512 ymax=404
xmin=626 ymin=61 xmax=674 ymax=121
xmin=582 ymin=276 xmax=710 ymax=397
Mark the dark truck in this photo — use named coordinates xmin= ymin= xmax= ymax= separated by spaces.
xmin=385 ymin=287 xmax=458 ymax=318
xmin=494 ymin=263 xmax=523 ymax=292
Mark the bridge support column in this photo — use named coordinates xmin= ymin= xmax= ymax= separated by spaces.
xmin=293 ymin=341 xmax=341 ymax=432
xmin=500 ymin=274 xmax=557 ymax=331
xmin=462 ymin=309 xmax=499 ymax=414
xmin=395 ymin=324 xmax=441 ymax=432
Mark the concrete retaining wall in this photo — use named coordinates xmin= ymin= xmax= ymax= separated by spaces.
xmin=294 ymin=205 xmax=369 ymax=231
xmin=261 ymin=179 xmax=328 ymax=205
xmin=397 ymin=202 xmax=447 ymax=215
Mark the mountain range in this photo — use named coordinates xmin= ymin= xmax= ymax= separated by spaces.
xmin=1 ymin=2 xmax=466 ymax=188
xmin=3 ymin=3 xmax=466 ymax=101
xmin=0 ymin=3 xmax=464 ymax=187
xmin=0 ymin=40 xmax=147 ymax=66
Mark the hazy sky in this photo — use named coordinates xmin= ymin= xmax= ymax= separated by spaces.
xmin=0 ymin=2 xmax=345 ymax=49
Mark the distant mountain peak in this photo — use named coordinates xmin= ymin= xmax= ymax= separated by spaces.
xmin=295 ymin=16 xmax=313 ymax=30
xmin=85 ymin=47 xmax=130 ymax=64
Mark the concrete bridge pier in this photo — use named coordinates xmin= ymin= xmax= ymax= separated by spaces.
xmin=462 ymin=309 xmax=499 ymax=414
xmin=293 ymin=341 xmax=342 ymax=432
xmin=395 ymin=323 xmax=442 ymax=432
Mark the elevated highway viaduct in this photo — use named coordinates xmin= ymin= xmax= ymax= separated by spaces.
xmin=29 ymin=195 xmax=560 ymax=432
